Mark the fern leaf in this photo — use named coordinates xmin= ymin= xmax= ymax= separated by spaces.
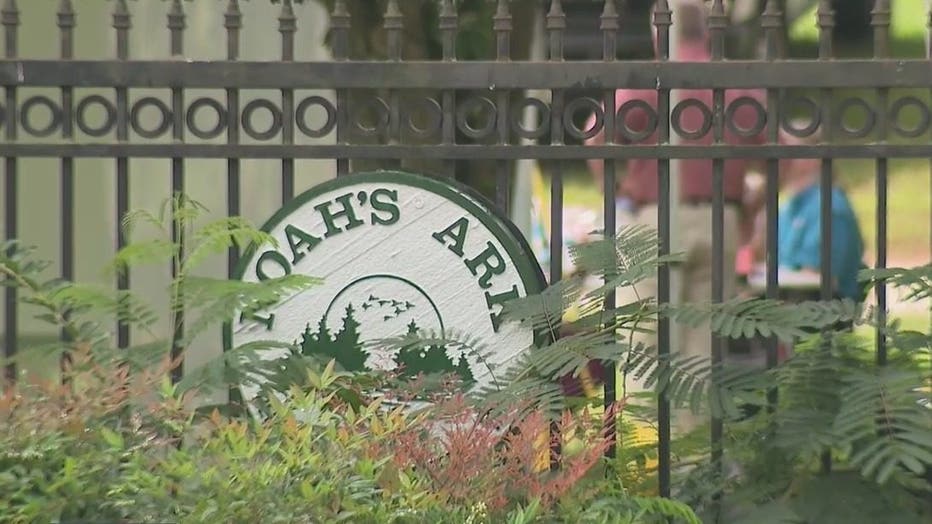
xmin=184 ymin=217 xmax=276 ymax=270
xmin=45 ymin=284 xmax=158 ymax=328
xmin=121 ymin=208 xmax=164 ymax=239
xmin=178 ymin=339 xmax=299 ymax=395
xmin=180 ymin=274 xmax=320 ymax=345
xmin=835 ymin=368 xmax=932 ymax=484
xmin=667 ymin=298 xmax=864 ymax=343
xmin=498 ymin=278 xmax=583 ymax=334
xmin=621 ymin=496 xmax=702 ymax=524
xmin=622 ymin=344 xmax=769 ymax=420
xmin=109 ymin=239 xmax=178 ymax=276
xmin=859 ymin=265 xmax=932 ymax=303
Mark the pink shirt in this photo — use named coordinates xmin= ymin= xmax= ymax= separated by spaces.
xmin=586 ymin=44 xmax=766 ymax=206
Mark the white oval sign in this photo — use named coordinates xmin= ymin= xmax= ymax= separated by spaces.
xmin=230 ymin=171 xmax=545 ymax=400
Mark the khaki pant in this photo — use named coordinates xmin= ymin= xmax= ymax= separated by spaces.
xmin=615 ymin=203 xmax=739 ymax=435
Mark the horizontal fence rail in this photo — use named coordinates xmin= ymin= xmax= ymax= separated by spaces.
xmin=1 ymin=0 xmax=928 ymax=512
xmin=2 ymin=59 xmax=932 ymax=89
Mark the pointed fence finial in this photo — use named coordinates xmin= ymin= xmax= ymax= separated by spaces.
xmin=547 ymin=0 xmax=565 ymax=60
xmin=279 ymin=0 xmax=296 ymax=61
xmin=653 ymin=0 xmax=672 ymax=61
xmin=493 ymin=0 xmax=512 ymax=60
xmin=168 ymin=0 xmax=186 ymax=56
xmin=600 ymin=0 xmax=619 ymax=61
xmin=330 ymin=0 xmax=350 ymax=61
xmin=57 ymin=0 xmax=75 ymax=28
xmin=224 ymin=0 xmax=242 ymax=60
xmin=112 ymin=0 xmax=130 ymax=28
xmin=384 ymin=0 xmax=403 ymax=60
xmin=57 ymin=0 xmax=75 ymax=58
xmin=2 ymin=0 xmax=18 ymax=58
xmin=439 ymin=0 xmax=457 ymax=60
xmin=709 ymin=0 xmax=727 ymax=60
xmin=817 ymin=0 xmax=834 ymax=58
xmin=871 ymin=0 xmax=890 ymax=58
xmin=279 ymin=0 xmax=296 ymax=34
xmin=927 ymin=6 xmax=932 ymax=58
xmin=111 ymin=0 xmax=131 ymax=60
xmin=600 ymin=0 xmax=619 ymax=30
xmin=761 ymin=0 xmax=783 ymax=60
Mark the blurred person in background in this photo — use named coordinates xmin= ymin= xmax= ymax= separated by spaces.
xmin=583 ymin=0 xmax=767 ymax=434
xmin=749 ymin=123 xmax=867 ymax=303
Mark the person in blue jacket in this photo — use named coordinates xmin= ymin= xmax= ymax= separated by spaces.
xmin=752 ymin=124 xmax=867 ymax=302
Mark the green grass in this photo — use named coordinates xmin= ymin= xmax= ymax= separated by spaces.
xmin=844 ymin=159 xmax=930 ymax=264
xmin=791 ymin=0 xmax=928 ymax=54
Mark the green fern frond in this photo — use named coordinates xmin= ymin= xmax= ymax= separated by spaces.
xmin=179 ymin=339 xmax=299 ymax=395
xmin=121 ymin=208 xmax=164 ymax=239
xmin=859 ymin=265 xmax=932 ymax=303
xmin=624 ymin=345 xmax=770 ymax=420
xmin=772 ymin=334 xmax=856 ymax=458
xmin=835 ymin=368 xmax=932 ymax=484
xmin=526 ymin=332 xmax=625 ymax=380
xmin=498 ymin=278 xmax=583 ymax=334
xmin=184 ymin=217 xmax=276 ymax=270
xmin=667 ymin=298 xmax=864 ymax=343
xmin=481 ymin=375 xmax=567 ymax=418
xmin=626 ymin=496 xmax=703 ymax=524
xmin=569 ymin=225 xmax=685 ymax=295
xmin=40 ymin=283 xmax=159 ymax=329
xmin=108 ymin=239 xmax=178 ymax=276
xmin=179 ymin=274 xmax=320 ymax=345
xmin=0 ymin=241 xmax=54 ymax=288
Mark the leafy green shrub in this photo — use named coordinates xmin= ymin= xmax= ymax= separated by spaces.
xmin=0 ymin=196 xmax=700 ymax=523
xmin=6 ymin=192 xmax=924 ymax=523
xmin=0 ymin=348 xmax=698 ymax=523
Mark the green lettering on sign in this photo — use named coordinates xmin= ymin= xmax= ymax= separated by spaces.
xmin=465 ymin=241 xmax=506 ymax=289
xmin=256 ymin=250 xmax=291 ymax=281
xmin=432 ymin=217 xmax=469 ymax=257
xmin=284 ymin=224 xmax=321 ymax=265
xmin=315 ymin=192 xmax=365 ymax=238
xmin=370 ymin=188 xmax=400 ymax=225
xmin=485 ymin=285 xmax=519 ymax=333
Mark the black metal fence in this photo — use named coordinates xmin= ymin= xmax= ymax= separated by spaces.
xmin=1 ymin=0 xmax=929 ymax=500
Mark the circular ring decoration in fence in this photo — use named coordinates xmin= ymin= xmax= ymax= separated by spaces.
xmin=671 ymin=98 xmax=712 ymax=140
xmin=510 ymin=97 xmax=550 ymax=139
xmin=836 ymin=98 xmax=876 ymax=139
xmin=352 ymin=96 xmax=390 ymax=137
xmin=242 ymin=99 xmax=283 ymax=141
xmin=890 ymin=96 xmax=930 ymax=138
xmin=228 ymin=170 xmax=545 ymax=408
xmin=456 ymin=96 xmax=497 ymax=140
xmin=130 ymin=97 xmax=172 ymax=139
xmin=76 ymin=95 xmax=117 ymax=137
xmin=20 ymin=96 xmax=62 ymax=137
xmin=186 ymin=98 xmax=228 ymax=140
xmin=617 ymin=99 xmax=657 ymax=143
xmin=563 ymin=97 xmax=603 ymax=141
xmin=296 ymin=95 xmax=337 ymax=138
xmin=404 ymin=97 xmax=442 ymax=138
xmin=725 ymin=96 xmax=767 ymax=138
xmin=780 ymin=96 xmax=822 ymax=138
